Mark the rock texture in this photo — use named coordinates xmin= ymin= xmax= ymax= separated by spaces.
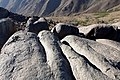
xmin=0 ymin=7 xmax=27 ymax=22
xmin=0 ymin=31 xmax=55 ymax=80
xmin=60 ymin=44 xmax=112 ymax=80
xmin=38 ymin=30 xmax=75 ymax=80
xmin=26 ymin=17 xmax=49 ymax=34
xmin=79 ymin=24 xmax=120 ymax=41
xmin=9 ymin=12 xmax=28 ymax=22
xmin=51 ymin=23 xmax=79 ymax=39
xmin=0 ymin=18 xmax=16 ymax=49
xmin=0 ymin=7 xmax=9 ymax=19
xmin=0 ymin=9 xmax=120 ymax=79
xmin=61 ymin=35 xmax=120 ymax=80
xmin=0 ymin=31 xmax=76 ymax=80
xmin=96 ymin=39 xmax=120 ymax=51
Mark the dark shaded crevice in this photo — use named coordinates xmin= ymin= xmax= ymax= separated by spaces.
xmin=60 ymin=49 xmax=76 ymax=80
xmin=62 ymin=41 xmax=70 ymax=46
xmin=36 ymin=36 xmax=47 ymax=63
xmin=7 ymin=36 xmax=20 ymax=45
xmin=116 ymin=62 xmax=120 ymax=70
xmin=112 ymin=62 xmax=120 ymax=70
xmin=75 ymin=50 xmax=101 ymax=72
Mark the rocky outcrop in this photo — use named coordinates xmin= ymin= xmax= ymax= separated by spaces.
xmin=96 ymin=39 xmax=120 ymax=51
xmin=60 ymin=44 xmax=112 ymax=80
xmin=51 ymin=23 xmax=79 ymax=39
xmin=0 ymin=31 xmax=54 ymax=80
xmin=61 ymin=35 xmax=120 ymax=79
xmin=0 ymin=10 xmax=120 ymax=79
xmin=9 ymin=12 xmax=28 ymax=22
xmin=79 ymin=24 xmax=120 ymax=41
xmin=0 ymin=7 xmax=28 ymax=22
xmin=0 ymin=18 xmax=16 ymax=49
xmin=0 ymin=7 xmax=9 ymax=19
xmin=26 ymin=17 xmax=49 ymax=34
xmin=38 ymin=30 xmax=75 ymax=80
xmin=0 ymin=30 xmax=76 ymax=80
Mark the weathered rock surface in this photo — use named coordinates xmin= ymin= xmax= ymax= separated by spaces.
xmin=0 ymin=18 xmax=16 ymax=49
xmin=60 ymin=44 xmax=112 ymax=80
xmin=38 ymin=30 xmax=75 ymax=80
xmin=61 ymin=35 xmax=120 ymax=79
xmin=51 ymin=23 xmax=79 ymax=39
xmin=9 ymin=12 xmax=28 ymax=22
xmin=96 ymin=39 xmax=120 ymax=51
xmin=79 ymin=24 xmax=120 ymax=41
xmin=0 ymin=7 xmax=27 ymax=22
xmin=0 ymin=9 xmax=120 ymax=79
xmin=0 ymin=31 xmax=54 ymax=80
xmin=0 ymin=7 xmax=9 ymax=19
xmin=26 ymin=17 xmax=49 ymax=34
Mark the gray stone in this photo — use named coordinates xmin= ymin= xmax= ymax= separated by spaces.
xmin=0 ymin=18 xmax=16 ymax=50
xmin=0 ymin=7 xmax=9 ymax=19
xmin=9 ymin=12 xmax=28 ymax=22
xmin=38 ymin=30 xmax=75 ymax=80
xmin=61 ymin=35 xmax=120 ymax=79
xmin=96 ymin=39 xmax=120 ymax=51
xmin=60 ymin=44 xmax=112 ymax=80
xmin=51 ymin=23 xmax=79 ymax=39
xmin=25 ymin=18 xmax=35 ymax=30
xmin=79 ymin=24 xmax=120 ymax=41
xmin=26 ymin=17 xmax=49 ymax=34
xmin=0 ymin=31 xmax=54 ymax=80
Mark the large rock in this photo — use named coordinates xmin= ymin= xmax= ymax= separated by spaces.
xmin=0 ymin=18 xmax=16 ymax=49
xmin=0 ymin=31 xmax=54 ymax=80
xmin=38 ymin=30 xmax=75 ymax=80
xmin=61 ymin=35 xmax=120 ymax=79
xmin=9 ymin=12 xmax=28 ymax=22
xmin=60 ymin=44 xmax=112 ymax=80
xmin=79 ymin=24 xmax=120 ymax=41
xmin=26 ymin=17 xmax=49 ymax=34
xmin=0 ymin=7 xmax=9 ymax=19
xmin=51 ymin=23 xmax=79 ymax=39
xmin=96 ymin=39 xmax=120 ymax=51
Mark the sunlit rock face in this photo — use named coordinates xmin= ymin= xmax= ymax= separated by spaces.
xmin=0 ymin=7 xmax=120 ymax=80
xmin=0 ymin=30 xmax=120 ymax=80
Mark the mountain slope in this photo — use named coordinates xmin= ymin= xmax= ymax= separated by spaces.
xmin=0 ymin=0 xmax=120 ymax=16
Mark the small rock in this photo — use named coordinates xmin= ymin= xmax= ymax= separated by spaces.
xmin=9 ymin=12 xmax=28 ymax=22
xmin=51 ymin=23 xmax=79 ymax=39
xmin=0 ymin=18 xmax=16 ymax=49
xmin=0 ymin=7 xmax=9 ymax=19
xmin=26 ymin=17 xmax=49 ymax=34
xmin=79 ymin=24 xmax=120 ymax=41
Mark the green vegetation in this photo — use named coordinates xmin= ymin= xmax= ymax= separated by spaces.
xmin=73 ymin=20 xmax=89 ymax=26
xmin=94 ymin=12 xmax=109 ymax=18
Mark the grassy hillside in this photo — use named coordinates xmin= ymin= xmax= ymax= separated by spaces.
xmin=0 ymin=0 xmax=120 ymax=16
xmin=47 ymin=10 xmax=120 ymax=26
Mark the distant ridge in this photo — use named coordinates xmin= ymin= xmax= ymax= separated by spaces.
xmin=0 ymin=0 xmax=120 ymax=16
